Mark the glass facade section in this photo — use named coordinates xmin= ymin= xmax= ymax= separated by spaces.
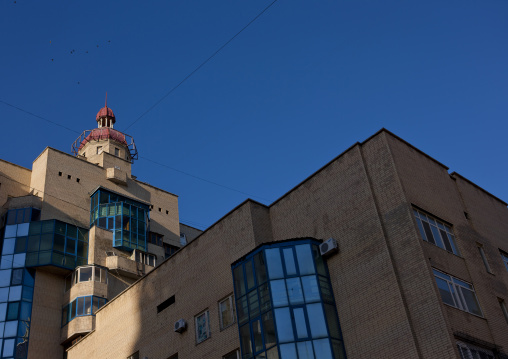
xmin=61 ymin=295 xmax=107 ymax=327
xmin=0 ymin=208 xmax=39 ymax=359
xmin=90 ymin=188 xmax=149 ymax=252
xmin=232 ymin=239 xmax=347 ymax=359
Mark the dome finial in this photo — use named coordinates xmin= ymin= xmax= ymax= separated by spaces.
xmin=105 ymin=92 xmax=108 ymax=108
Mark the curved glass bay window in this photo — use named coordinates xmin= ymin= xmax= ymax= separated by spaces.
xmin=64 ymin=265 xmax=108 ymax=292
xmin=232 ymin=240 xmax=346 ymax=359
xmin=90 ymin=188 xmax=149 ymax=252
xmin=61 ymin=295 xmax=107 ymax=327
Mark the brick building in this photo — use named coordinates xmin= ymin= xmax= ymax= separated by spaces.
xmin=0 ymin=102 xmax=507 ymax=359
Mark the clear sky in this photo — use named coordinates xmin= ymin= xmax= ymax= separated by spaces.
xmin=1 ymin=0 xmax=507 ymax=230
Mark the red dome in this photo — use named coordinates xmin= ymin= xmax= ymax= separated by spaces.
xmin=96 ymin=106 xmax=115 ymax=121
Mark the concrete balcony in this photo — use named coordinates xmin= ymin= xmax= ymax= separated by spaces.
xmin=61 ymin=315 xmax=94 ymax=344
xmin=105 ymin=255 xmax=154 ymax=279
xmin=106 ymin=167 xmax=127 ymax=185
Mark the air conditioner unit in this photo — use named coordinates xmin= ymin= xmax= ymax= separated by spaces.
xmin=174 ymin=319 xmax=187 ymax=333
xmin=319 ymin=238 xmax=338 ymax=257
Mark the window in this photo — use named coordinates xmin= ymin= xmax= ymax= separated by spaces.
xmin=456 ymin=341 xmax=495 ymax=359
xmin=501 ymin=251 xmax=508 ymax=272
xmin=135 ymin=251 xmax=156 ymax=267
xmin=157 ymin=295 xmax=175 ymax=313
xmin=97 ymin=146 xmax=103 ymax=154
xmin=413 ymin=208 xmax=460 ymax=255
xmin=223 ymin=350 xmax=240 ymax=359
xmin=61 ymin=295 xmax=107 ymax=326
xmin=127 ymin=351 xmax=139 ymax=359
xmin=219 ymin=295 xmax=235 ymax=329
xmin=433 ymin=269 xmax=482 ymax=316
xmin=115 ymin=148 xmax=119 ymax=157
xmin=148 ymin=232 xmax=163 ymax=247
xmin=195 ymin=310 xmax=210 ymax=343
xmin=180 ymin=233 xmax=187 ymax=246
xmin=65 ymin=266 xmax=107 ymax=292
xmin=164 ymin=243 xmax=179 ymax=259
xmin=477 ymin=245 xmax=492 ymax=273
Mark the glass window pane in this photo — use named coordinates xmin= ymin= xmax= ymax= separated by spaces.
xmin=12 ymin=254 xmax=26 ymax=268
xmin=19 ymin=301 xmax=31 ymax=321
xmin=286 ymin=278 xmax=304 ymax=305
xmin=27 ymin=235 xmax=40 ymax=253
xmin=0 ymin=303 xmax=7 ymax=321
xmin=279 ymin=343 xmax=297 ymax=359
xmin=14 ymin=237 xmax=27 ymax=254
xmin=460 ymin=288 xmax=482 ymax=316
xmin=11 ymin=270 xmax=22 ymax=286
xmin=297 ymin=341 xmax=315 ymax=359
xmin=435 ymin=277 xmax=455 ymax=306
xmin=17 ymin=223 xmax=29 ymax=237
xmin=245 ymin=260 xmax=256 ymax=290
xmin=233 ymin=266 xmax=246 ymax=297
xmin=15 ymin=210 xmax=24 ymax=224
xmin=0 ymin=288 xmax=8 ymax=302
xmin=77 ymin=297 xmax=84 ymax=316
xmin=1 ymin=255 xmax=13 ymax=269
xmin=252 ymin=319 xmax=263 ymax=353
xmin=0 ymin=322 xmax=4 ymax=338
xmin=331 ymin=339 xmax=346 ymax=359
xmin=313 ymin=245 xmax=327 ymax=277
xmin=318 ymin=277 xmax=334 ymax=303
xmin=23 ymin=269 xmax=34 ymax=287
xmin=0 ymin=270 xmax=12 ymax=287
xmin=21 ymin=286 xmax=33 ymax=302
xmin=248 ymin=291 xmax=260 ymax=319
xmin=8 ymin=286 xmax=21 ymax=302
xmin=324 ymin=304 xmax=341 ymax=339
xmin=301 ymin=276 xmax=320 ymax=303
xmin=313 ymin=339 xmax=333 ymax=359
xmin=195 ymin=312 xmax=209 ymax=342
xmin=295 ymin=244 xmax=315 ymax=275
xmin=2 ymin=239 xmax=15 ymax=255
xmin=237 ymin=297 xmax=248 ymax=326
xmin=3 ymin=338 xmax=15 ymax=357
xmin=92 ymin=297 xmax=99 ymax=314
xmin=6 ymin=302 xmax=19 ymax=321
xmin=262 ymin=311 xmax=276 ymax=349
xmin=219 ymin=297 xmax=234 ymax=329
xmin=270 ymin=280 xmax=288 ymax=308
xmin=94 ymin=267 xmax=101 ymax=282
xmin=306 ymin=303 xmax=328 ymax=338
xmin=79 ymin=267 xmax=92 ymax=282
xmin=254 ymin=252 xmax=268 ymax=285
xmin=39 ymin=233 xmax=53 ymax=251
xmin=4 ymin=225 xmax=17 ymax=239
xmin=240 ymin=324 xmax=253 ymax=357
xmin=293 ymin=307 xmax=309 ymax=339
xmin=53 ymin=234 xmax=65 ymax=253
xmin=274 ymin=307 xmax=294 ymax=343
xmin=259 ymin=283 xmax=271 ymax=312
xmin=266 ymin=346 xmax=279 ymax=359
xmin=430 ymin=225 xmax=444 ymax=249
xmin=66 ymin=238 xmax=76 ymax=255
xmin=422 ymin=221 xmax=435 ymax=245
xmin=84 ymin=296 xmax=92 ymax=315
xmin=283 ymin=248 xmax=297 ymax=276
xmin=265 ymin=249 xmax=284 ymax=279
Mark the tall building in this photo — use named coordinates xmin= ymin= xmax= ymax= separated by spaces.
xmin=0 ymin=105 xmax=507 ymax=359
xmin=0 ymin=101 xmax=200 ymax=358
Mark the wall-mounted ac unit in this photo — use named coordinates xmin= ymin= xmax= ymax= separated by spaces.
xmin=320 ymin=238 xmax=338 ymax=257
xmin=174 ymin=319 xmax=187 ymax=333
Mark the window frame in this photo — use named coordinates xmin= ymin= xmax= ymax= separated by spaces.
xmin=413 ymin=208 xmax=460 ymax=255
xmin=500 ymin=251 xmax=508 ymax=272
xmin=433 ymin=268 xmax=483 ymax=317
xmin=222 ymin=349 xmax=240 ymax=359
xmin=219 ymin=295 xmax=236 ymax=330
xmin=195 ymin=310 xmax=211 ymax=344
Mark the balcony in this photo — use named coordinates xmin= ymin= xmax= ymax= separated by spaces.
xmin=105 ymin=255 xmax=154 ymax=279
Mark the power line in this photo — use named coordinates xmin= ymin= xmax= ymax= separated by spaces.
xmin=140 ymin=156 xmax=270 ymax=202
xmin=0 ymin=100 xmax=80 ymax=135
xmin=123 ymin=0 xmax=279 ymax=132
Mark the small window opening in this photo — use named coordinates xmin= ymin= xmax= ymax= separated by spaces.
xmin=76 ymin=178 xmax=80 ymax=183
xmin=159 ymin=208 xmax=162 ymax=212
xmin=157 ymin=295 xmax=175 ymax=313
xmin=166 ymin=210 xmax=169 ymax=215
xmin=464 ymin=212 xmax=469 ymax=219
xmin=478 ymin=244 xmax=492 ymax=273
xmin=67 ymin=175 xmax=71 ymax=180
xmin=97 ymin=146 xmax=103 ymax=155
xmin=58 ymin=172 xmax=62 ymax=176
xmin=115 ymin=148 xmax=119 ymax=157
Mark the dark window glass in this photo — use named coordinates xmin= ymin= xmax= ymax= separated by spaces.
xmin=262 ymin=311 xmax=276 ymax=349
xmin=237 ymin=296 xmax=249 ymax=325
xmin=79 ymin=267 xmax=92 ymax=282
xmin=14 ymin=237 xmax=27 ymax=254
xmin=422 ymin=221 xmax=436 ymax=245
xmin=23 ymin=209 xmax=31 ymax=223
xmin=286 ymin=278 xmax=304 ymax=305
xmin=295 ymin=245 xmax=315 ymax=275
xmin=274 ymin=307 xmax=293 ymax=343
xmin=306 ymin=303 xmax=327 ymax=338
xmin=16 ymin=210 xmax=24 ymax=224
xmin=66 ymin=238 xmax=76 ymax=255
xmin=245 ymin=260 xmax=255 ymax=290
xmin=11 ymin=269 xmax=23 ymax=286
xmin=313 ymin=245 xmax=327 ymax=277
xmin=77 ymin=297 xmax=84 ymax=316
xmin=259 ymin=283 xmax=271 ymax=313
xmin=293 ymin=307 xmax=309 ymax=339
xmin=254 ymin=252 xmax=267 ymax=285
xmin=270 ymin=280 xmax=288 ymax=308
xmin=252 ymin=319 xmax=263 ymax=353
xmin=62 ymin=305 xmax=69 ymax=326
xmin=240 ymin=324 xmax=252 ymax=357
xmin=324 ymin=304 xmax=341 ymax=339
xmin=27 ymin=236 xmax=40 ymax=252
xmin=297 ymin=341 xmax=315 ymax=359
xmin=6 ymin=211 xmax=16 ymax=225
xmin=53 ymin=234 xmax=65 ymax=252
xmin=265 ymin=249 xmax=284 ymax=279
xmin=40 ymin=233 xmax=53 ymax=251
xmin=301 ymin=276 xmax=321 ymax=303
xmin=7 ymin=302 xmax=19 ymax=320
xmin=233 ymin=266 xmax=246 ymax=297
xmin=84 ymin=296 xmax=92 ymax=315
xmin=248 ymin=290 xmax=260 ymax=319
xmin=283 ymin=248 xmax=297 ymax=276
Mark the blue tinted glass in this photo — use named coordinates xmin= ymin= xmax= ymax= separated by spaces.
xmin=0 ymin=288 xmax=8 ymax=302
xmin=2 ymin=239 xmax=15 ymax=255
xmin=0 ymin=322 xmax=4 ymax=338
xmin=4 ymin=225 xmax=17 ymax=239
xmin=265 ymin=249 xmax=284 ymax=279
xmin=306 ymin=303 xmax=328 ymax=338
xmin=245 ymin=260 xmax=256 ymax=290
xmin=252 ymin=319 xmax=263 ymax=353
xmin=283 ymin=248 xmax=297 ymax=276
xmin=8 ymin=286 xmax=21 ymax=302
xmin=324 ymin=304 xmax=341 ymax=339
xmin=22 ymin=286 xmax=33 ymax=302
xmin=3 ymin=338 xmax=14 ymax=356
xmin=286 ymin=278 xmax=304 ymax=305
xmin=17 ymin=223 xmax=29 ymax=237
xmin=274 ymin=308 xmax=294 ymax=343
xmin=12 ymin=253 xmax=25 ymax=268
xmin=1 ymin=255 xmax=13 ymax=269
xmin=279 ymin=343 xmax=297 ymax=359
xmin=0 ymin=270 xmax=12 ymax=287
xmin=19 ymin=302 xmax=31 ymax=321
xmin=11 ymin=269 xmax=22 ymax=286
xmin=3 ymin=321 xmax=17 ymax=337
xmin=313 ymin=339 xmax=333 ymax=359
xmin=301 ymin=276 xmax=320 ymax=303
xmin=297 ymin=341 xmax=315 ymax=359
xmin=270 ymin=280 xmax=288 ymax=308
xmin=23 ymin=269 xmax=34 ymax=287
xmin=295 ymin=245 xmax=315 ymax=275
xmin=0 ymin=303 xmax=7 ymax=321
xmin=6 ymin=302 xmax=19 ymax=321
xmin=293 ymin=307 xmax=309 ymax=339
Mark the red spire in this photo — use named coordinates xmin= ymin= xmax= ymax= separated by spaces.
xmin=96 ymin=93 xmax=115 ymax=123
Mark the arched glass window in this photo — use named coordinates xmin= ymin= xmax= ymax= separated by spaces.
xmin=232 ymin=239 xmax=347 ymax=359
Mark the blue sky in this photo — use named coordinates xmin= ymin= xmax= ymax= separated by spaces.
xmin=1 ymin=0 xmax=507 ymax=229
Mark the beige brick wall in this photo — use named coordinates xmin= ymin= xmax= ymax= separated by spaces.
xmin=0 ymin=159 xmax=32 ymax=217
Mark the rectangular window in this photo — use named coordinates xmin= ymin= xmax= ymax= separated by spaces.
xmin=115 ymin=148 xmax=120 ymax=157
xmin=413 ymin=208 xmax=459 ymax=255
xmin=97 ymin=146 xmax=103 ymax=155
xmin=219 ymin=295 xmax=235 ymax=329
xmin=500 ymin=251 xmax=508 ymax=272
xmin=148 ymin=232 xmax=163 ymax=247
xmin=433 ymin=269 xmax=482 ymax=316
xmin=164 ymin=243 xmax=179 ymax=259
xmin=223 ymin=350 xmax=239 ymax=359
xmin=195 ymin=310 xmax=210 ymax=343
xmin=134 ymin=251 xmax=156 ymax=267
xmin=456 ymin=341 xmax=495 ymax=359
xmin=157 ymin=295 xmax=175 ymax=313
xmin=477 ymin=245 xmax=492 ymax=273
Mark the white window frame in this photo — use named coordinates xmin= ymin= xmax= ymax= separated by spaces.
xmin=413 ymin=208 xmax=460 ymax=255
xmin=433 ymin=269 xmax=483 ymax=316
xmin=134 ymin=250 xmax=156 ymax=267
xmin=222 ymin=349 xmax=240 ymax=359
xmin=219 ymin=295 xmax=235 ymax=330
xmin=195 ymin=310 xmax=210 ymax=344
